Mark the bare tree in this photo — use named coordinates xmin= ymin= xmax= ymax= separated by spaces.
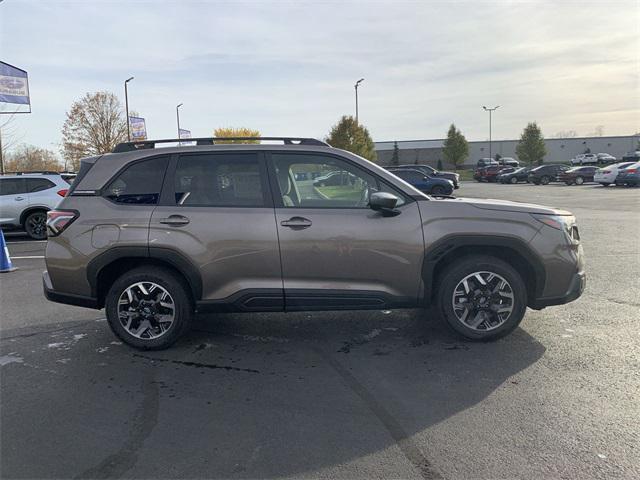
xmin=3 ymin=144 xmax=62 ymax=172
xmin=61 ymin=91 xmax=128 ymax=171
xmin=588 ymin=125 xmax=605 ymax=137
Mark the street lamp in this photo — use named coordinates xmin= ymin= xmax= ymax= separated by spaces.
xmin=176 ymin=103 xmax=183 ymax=139
xmin=124 ymin=77 xmax=134 ymax=141
xmin=482 ymin=105 xmax=500 ymax=161
xmin=354 ymin=78 xmax=364 ymax=125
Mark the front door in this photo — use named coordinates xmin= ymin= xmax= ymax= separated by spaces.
xmin=268 ymin=152 xmax=425 ymax=310
xmin=0 ymin=178 xmax=28 ymax=225
xmin=148 ymin=152 xmax=283 ymax=311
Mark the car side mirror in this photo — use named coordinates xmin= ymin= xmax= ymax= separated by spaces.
xmin=369 ymin=192 xmax=400 ymax=216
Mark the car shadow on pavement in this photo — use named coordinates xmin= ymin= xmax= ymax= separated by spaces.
xmin=0 ymin=310 xmax=545 ymax=479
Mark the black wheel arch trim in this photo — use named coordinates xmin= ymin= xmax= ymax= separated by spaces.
xmin=86 ymin=246 xmax=203 ymax=303
xmin=19 ymin=206 xmax=50 ymax=226
xmin=422 ymin=234 xmax=546 ymax=305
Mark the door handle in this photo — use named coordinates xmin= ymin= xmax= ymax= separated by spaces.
xmin=14 ymin=196 xmax=26 ymax=201
xmin=159 ymin=215 xmax=190 ymax=226
xmin=281 ymin=216 xmax=312 ymax=229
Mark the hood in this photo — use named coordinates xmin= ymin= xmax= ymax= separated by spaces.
xmin=452 ymin=197 xmax=572 ymax=215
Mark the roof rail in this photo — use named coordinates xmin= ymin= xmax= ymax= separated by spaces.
xmin=1 ymin=171 xmax=62 ymax=176
xmin=113 ymin=137 xmax=330 ymax=153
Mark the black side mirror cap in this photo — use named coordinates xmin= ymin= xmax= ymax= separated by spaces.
xmin=369 ymin=192 xmax=400 ymax=216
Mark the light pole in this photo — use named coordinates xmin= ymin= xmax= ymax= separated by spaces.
xmin=354 ymin=78 xmax=364 ymax=125
xmin=124 ymin=77 xmax=134 ymax=141
xmin=482 ymin=105 xmax=500 ymax=161
xmin=176 ymin=103 xmax=183 ymax=139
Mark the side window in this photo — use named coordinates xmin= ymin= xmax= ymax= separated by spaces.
xmin=174 ymin=153 xmax=265 ymax=207
xmin=27 ymin=178 xmax=55 ymax=193
xmin=271 ymin=153 xmax=406 ymax=208
xmin=0 ymin=179 xmax=26 ymax=196
xmin=104 ymin=156 xmax=168 ymax=205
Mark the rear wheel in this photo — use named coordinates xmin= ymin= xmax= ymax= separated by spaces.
xmin=575 ymin=176 xmax=584 ymax=185
xmin=105 ymin=266 xmax=194 ymax=350
xmin=600 ymin=182 xmax=610 ymax=187
xmin=436 ymin=255 xmax=527 ymax=341
xmin=540 ymin=175 xmax=551 ymax=185
xmin=24 ymin=211 xmax=47 ymax=240
xmin=565 ymin=181 xmax=573 ymax=185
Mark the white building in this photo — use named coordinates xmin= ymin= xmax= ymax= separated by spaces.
xmin=375 ymin=135 xmax=640 ymax=168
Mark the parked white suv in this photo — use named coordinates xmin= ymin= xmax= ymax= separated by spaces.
xmin=0 ymin=173 xmax=73 ymax=239
xmin=571 ymin=153 xmax=598 ymax=165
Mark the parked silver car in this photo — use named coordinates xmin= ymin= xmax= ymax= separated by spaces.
xmin=0 ymin=172 xmax=72 ymax=239
xmin=43 ymin=137 xmax=585 ymax=349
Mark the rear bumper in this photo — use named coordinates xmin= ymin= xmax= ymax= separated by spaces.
xmin=43 ymin=270 xmax=99 ymax=309
xmin=530 ymin=271 xmax=585 ymax=310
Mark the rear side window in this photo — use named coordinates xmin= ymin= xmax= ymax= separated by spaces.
xmin=0 ymin=178 xmax=26 ymax=196
xmin=174 ymin=153 xmax=265 ymax=207
xmin=104 ymin=156 xmax=168 ymax=205
xmin=26 ymin=178 xmax=55 ymax=192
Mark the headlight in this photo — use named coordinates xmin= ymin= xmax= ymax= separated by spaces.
xmin=532 ymin=214 xmax=575 ymax=231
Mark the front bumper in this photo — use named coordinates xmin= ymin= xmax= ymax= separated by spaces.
xmin=530 ymin=271 xmax=585 ymax=309
xmin=43 ymin=270 xmax=99 ymax=309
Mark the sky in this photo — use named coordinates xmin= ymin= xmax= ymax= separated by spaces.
xmin=1 ymin=0 xmax=638 ymax=154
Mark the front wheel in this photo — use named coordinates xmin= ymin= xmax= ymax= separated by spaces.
xmin=436 ymin=255 xmax=527 ymax=341
xmin=540 ymin=175 xmax=551 ymax=185
xmin=25 ymin=211 xmax=48 ymax=240
xmin=575 ymin=176 xmax=584 ymax=185
xmin=600 ymin=182 xmax=610 ymax=187
xmin=430 ymin=185 xmax=446 ymax=195
xmin=510 ymin=177 xmax=518 ymax=184
xmin=105 ymin=266 xmax=194 ymax=350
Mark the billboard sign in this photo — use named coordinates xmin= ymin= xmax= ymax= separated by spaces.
xmin=0 ymin=61 xmax=30 ymax=106
xmin=129 ymin=116 xmax=147 ymax=141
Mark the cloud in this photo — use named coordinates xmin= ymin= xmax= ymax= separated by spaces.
xmin=1 ymin=0 xmax=638 ymax=151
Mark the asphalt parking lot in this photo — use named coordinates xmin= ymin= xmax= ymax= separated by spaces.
xmin=1 ymin=182 xmax=638 ymax=479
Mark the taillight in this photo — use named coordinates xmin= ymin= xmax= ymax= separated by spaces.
xmin=57 ymin=189 xmax=68 ymax=197
xmin=627 ymin=169 xmax=637 ymax=174
xmin=46 ymin=210 xmax=78 ymax=236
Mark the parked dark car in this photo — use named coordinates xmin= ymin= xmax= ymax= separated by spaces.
xmin=499 ymin=167 xmax=531 ymax=184
xmin=389 ymin=164 xmax=460 ymax=188
xmin=498 ymin=157 xmax=520 ymax=168
xmin=390 ymin=168 xmax=454 ymax=195
xmin=528 ymin=164 xmax=569 ymax=185
xmin=614 ymin=162 xmax=640 ymax=186
xmin=558 ymin=166 xmax=598 ymax=185
xmin=476 ymin=158 xmax=499 ymax=168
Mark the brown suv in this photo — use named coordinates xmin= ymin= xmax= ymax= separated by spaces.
xmin=43 ymin=137 xmax=585 ymax=349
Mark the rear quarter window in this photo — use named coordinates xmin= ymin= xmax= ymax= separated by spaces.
xmin=26 ymin=178 xmax=56 ymax=192
xmin=104 ymin=156 xmax=169 ymax=205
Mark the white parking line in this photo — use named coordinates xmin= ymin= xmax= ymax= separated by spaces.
xmin=11 ymin=256 xmax=45 ymax=259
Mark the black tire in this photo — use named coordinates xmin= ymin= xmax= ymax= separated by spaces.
xmin=436 ymin=255 xmax=527 ymax=341
xmin=600 ymin=183 xmax=610 ymax=187
xmin=565 ymin=181 xmax=572 ymax=186
xmin=430 ymin=185 xmax=445 ymax=195
xmin=510 ymin=177 xmax=518 ymax=184
xmin=24 ymin=210 xmax=47 ymax=240
xmin=105 ymin=266 xmax=194 ymax=350
xmin=540 ymin=175 xmax=550 ymax=185
xmin=575 ymin=176 xmax=584 ymax=185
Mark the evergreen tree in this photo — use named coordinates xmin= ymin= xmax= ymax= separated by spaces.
xmin=391 ymin=141 xmax=400 ymax=165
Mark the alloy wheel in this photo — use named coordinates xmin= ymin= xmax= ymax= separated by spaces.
xmin=118 ymin=282 xmax=175 ymax=339
xmin=26 ymin=212 xmax=47 ymax=239
xmin=451 ymin=271 xmax=514 ymax=332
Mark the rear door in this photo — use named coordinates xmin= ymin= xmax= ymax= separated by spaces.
xmin=0 ymin=178 xmax=28 ymax=225
xmin=149 ymin=151 xmax=283 ymax=310
xmin=26 ymin=177 xmax=59 ymax=210
xmin=268 ymin=152 xmax=425 ymax=310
